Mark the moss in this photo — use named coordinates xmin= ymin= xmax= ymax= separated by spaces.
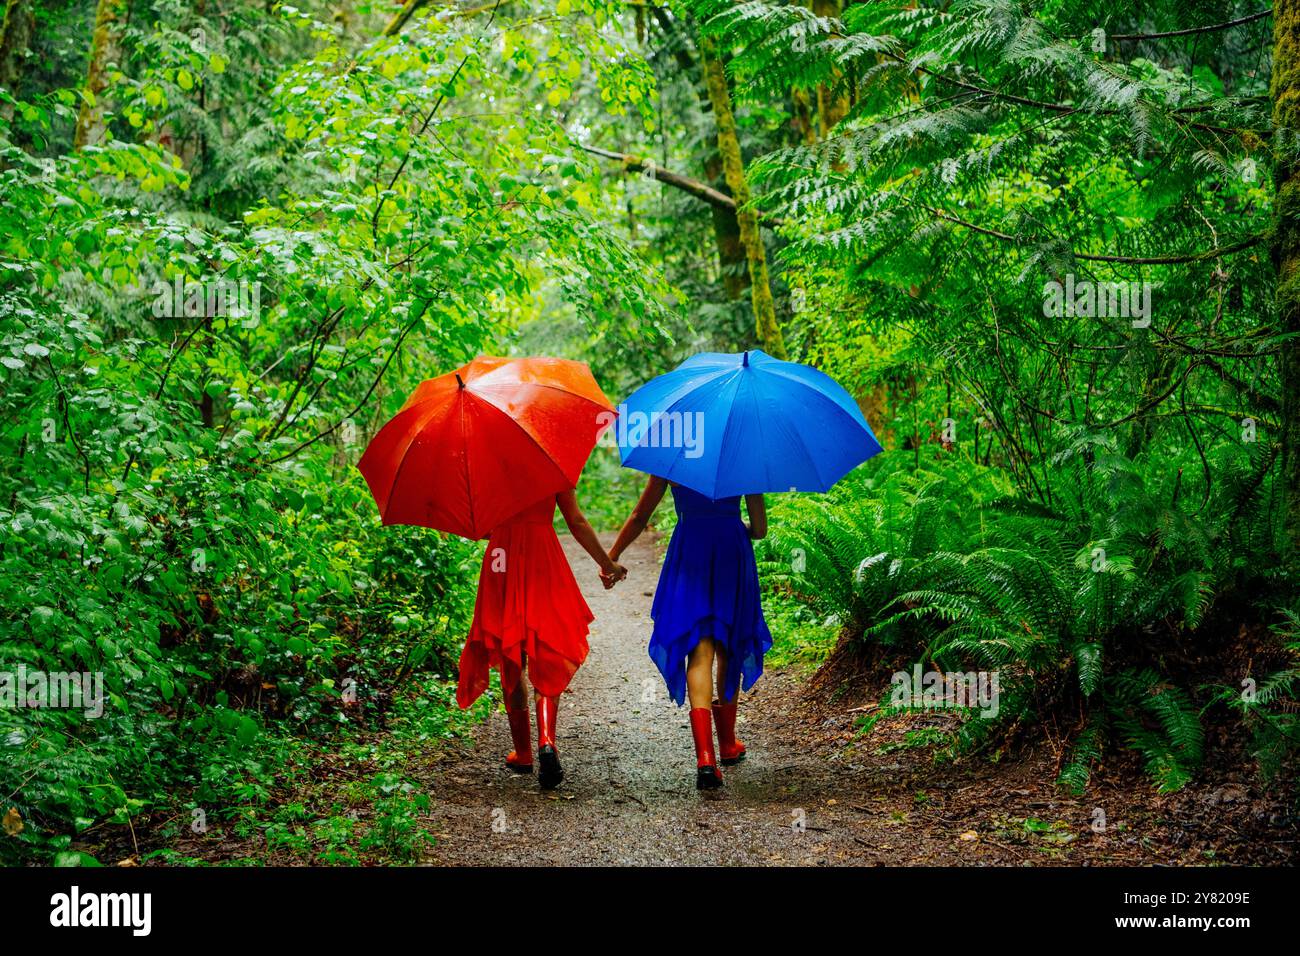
xmin=1268 ymin=4 xmax=1300 ymax=558
xmin=1272 ymin=3 xmax=1300 ymax=125
xmin=74 ymin=0 xmax=129 ymax=148
xmin=701 ymin=36 xmax=789 ymax=360
xmin=0 ymin=0 xmax=34 ymax=100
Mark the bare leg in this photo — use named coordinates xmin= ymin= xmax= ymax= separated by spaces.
xmin=714 ymin=644 xmax=735 ymax=704
xmin=686 ymin=638 xmax=716 ymax=710
xmin=501 ymin=655 xmax=528 ymax=711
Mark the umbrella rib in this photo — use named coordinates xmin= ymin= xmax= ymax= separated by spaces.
xmin=777 ymin=378 xmax=877 ymax=489
xmin=474 ymin=379 xmax=615 ymax=414
xmin=759 ymin=365 xmax=874 ymax=432
xmin=741 ymin=370 xmax=773 ymax=493
xmin=471 ymin=359 xmax=613 ymax=409
xmin=726 ymin=368 xmax=821 ymax=495
xmin=622 ymin=368 xmax=733 ymax=419
xmin=705 ymin=371 xmax=747 ymax=499
xmin=785 ymin=416 xmax=831 ymax=491
xmin=461 ymin=391 xmax=475 ymax=536
xmin=762 ymin=368 xmax=878 ymax=438
xmin=754 ymin=369 xmax=835 ymax=491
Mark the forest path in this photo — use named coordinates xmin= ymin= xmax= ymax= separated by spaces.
xmin=114 ymin=534 xmax=1286 ymax=866
xmin=418 ymin=534 xmax=1286 ymax=867
xmin=421 ymin=534 xmax=922 ymax=866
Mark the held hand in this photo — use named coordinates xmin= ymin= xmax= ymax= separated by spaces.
xmin=600 ymin=562 xmax=627 ymax=590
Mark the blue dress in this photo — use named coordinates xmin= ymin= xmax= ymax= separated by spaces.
xmin=649 ymin=484 xmax=774 ymax=705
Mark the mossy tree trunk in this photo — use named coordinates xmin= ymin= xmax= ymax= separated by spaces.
xmin=74 ymin=0 xmax=128 ymax=147
xmin=0 ymin=0 xmax=34 ymax=119
xmin=383 ymin=0 xmax=427 ymax=37
xmin=1272 ymin=2 xmax=1300 ymax=557
xmin=700 ymin=35 xmax=788 ymax=359
xmin=705 ymin=153 xmax=749 ymax=300
xmin=648 ymin=6 xmax=750 ymax=303
xmin=811 ymin=0 xmax=849 ymax=138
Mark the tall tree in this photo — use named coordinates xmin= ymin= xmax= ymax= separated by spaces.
xmin=1274 ymin=0 xmax=1300 ymax=557
xmin=74 ymin=0 xmax=128 ymax=147
xmin=0 ymin=0 xmax=34 ymax=115
xmin=700 ymin=33 xmax=787 ymax=358
xmin=650 ymin=7 xmax=750 ymax=302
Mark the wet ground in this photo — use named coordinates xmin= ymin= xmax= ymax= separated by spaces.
xmin=423 ymin=534 xmax=856 ymax=865
xmin=102 ymin=533 xmax=1295 ymax=867
xmin=419 ymin=536 xmax=1298 ymax=866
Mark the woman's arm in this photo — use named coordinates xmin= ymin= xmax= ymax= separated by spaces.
xmin=608 ymin=475 xmax=668 ymax=562
xmin=744 ymin=494 xmax=767 ymax=540
xmin=557 ymin=490 xmax=622 ymax=580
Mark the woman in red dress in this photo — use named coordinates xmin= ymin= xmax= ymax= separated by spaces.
xmin=457 ymin=490 xmax=625 ymax=789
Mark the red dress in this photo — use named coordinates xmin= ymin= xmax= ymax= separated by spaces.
xmin=456 ymin=494 xmax=594 ymax=708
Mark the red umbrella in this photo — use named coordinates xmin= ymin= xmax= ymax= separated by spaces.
xmin=358 ymin=356 xmax=615 ymax=539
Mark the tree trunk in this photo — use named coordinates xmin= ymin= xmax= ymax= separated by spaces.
xmin=704 ymin=153 xmax=748 ymax=300
xmin=1271 ymin=2 xmax=1300 ymax=558
xmin=791 ymin=87 xmax=817 ymax=145
xmin=811 ymin=0 xmax=849 ymax=138
xmin=646 ymin=7 xmax=749 ymax=302
xmin=75 ymin=0 xmax=129 ymax=148
xmin=700 ymin=35 xmax=788 ymax=359
xmin=0 ymin=0 xmax=34 ymax=118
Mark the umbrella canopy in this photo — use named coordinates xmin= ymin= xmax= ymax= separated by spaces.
xmin=615 ymin=349 xmax=882 ymax=499
xmin=359 ymin=356 xmax=614 ymax=539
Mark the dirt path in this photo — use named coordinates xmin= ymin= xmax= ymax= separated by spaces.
xmin=105 ymin=534 xmax=1293 ymax=866
xmin=421 ymin=535 xmax=1296 ymax=867
xmin=423 ymin=533 xmax=861 ymax=865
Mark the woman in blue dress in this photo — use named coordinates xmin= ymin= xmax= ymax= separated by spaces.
xmin=606 ymin=477 xmax=772 ymax=789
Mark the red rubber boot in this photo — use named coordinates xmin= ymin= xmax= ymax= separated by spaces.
xmin=536 ymin=695 xmax=564 ymax=790
xmin=690 ymin=707 xmax=723 ymax=790
xmin=504 ymin=706 xmax=533 ymax=773
xmin=713 ymin=700 xmax=746 ymax=765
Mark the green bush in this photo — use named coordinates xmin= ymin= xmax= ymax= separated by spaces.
xmin=760 ymin=445 xmax=1289 ymax=793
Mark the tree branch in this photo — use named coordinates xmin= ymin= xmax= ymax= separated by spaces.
xmin=383 ymin=0 xmax=430 ymax=37
xmin=265 ymin=299 xmax=433 ymax=466
xmin=383 ymin=0 xmax=512 ymax=36
xmin=1107 ymin=9 xmax=1271 ymax=41
xmin=920 ymin=203 xmax=1265 ymax=264
xmin=580 ymin=144 xmax=783 ymax=229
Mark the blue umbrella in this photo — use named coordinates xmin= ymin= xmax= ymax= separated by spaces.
xmin=615 ymin=350 xmax=882 ymax=498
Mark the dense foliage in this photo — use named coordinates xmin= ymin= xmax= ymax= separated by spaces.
xmin=0 ymin=0 xmax=670 ymax=863
xmin=2 ymin=0 xmax=1297 ymax=863
xmin=710 ymin=0 xmax=1298 ymax=792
